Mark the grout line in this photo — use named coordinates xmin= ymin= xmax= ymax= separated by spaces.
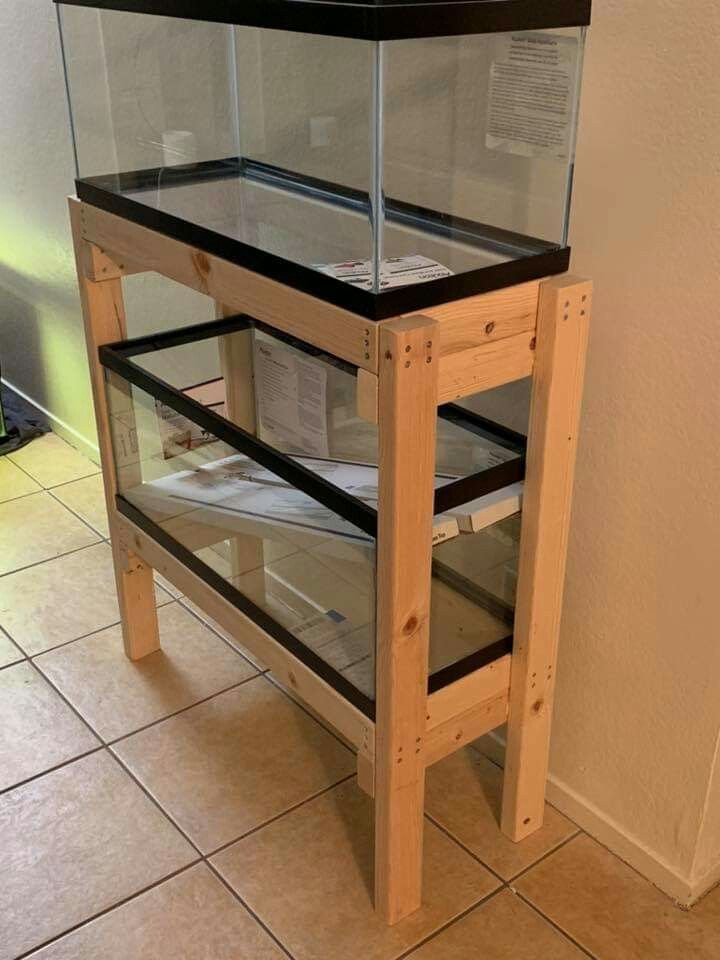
xmin=423 ymin=812 xmax=507 ymax=886
xmin=28 ymin=659 xmax=110 ymax=745
xmin=175 ymin=596 xmax=266 ymax=676
xmin=0 ymin=744 xmax=105 ymax=798
xmin=107 ymin=673 xmax=261 ymax=747
xmin=204 ymin=861 xmax=295 ymax=960
xmin=264 ymin=671 xmax=356 ymax=757
xmin=0 ymin=540 xmax=103 ymax=581
xmin=513 ymin=890 xmax=600 ymax=960
xmin=48 ymin=472 xmax=104 ymax=493
xmin=106 ymin=747 xmax=205 ymax=854
xmin=394 ymin=886 xmax=505 ymax=960
xmin=507 ymin=828 xmax=582 ymax=884
xmin=0 ymin=656 xmax=27 ymax=672
xmin=206 ymin=772 xmax=357 ymax=861
xmin=0 ymin=487 xmax=43 ymax=507
xmin=11 ymin=860 xmax=203 ymax=960
xmin=46 ymin=487 xmax=109 ymax=541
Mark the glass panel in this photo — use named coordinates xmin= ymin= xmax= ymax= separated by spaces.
xmin=57 ymin=8 xmax=377 ymax=283
xmin=430 ymin=512 xmax=519 ymax=676
xmin=105 ymin=353 xmax=519 ymax=702
xmin=105 ymin=369 xmax=378 ymax=705
xmin=129 ymin=324 xmax=523 ymax=498
xmin=383 ymin=28 xmax=586 ymax=276
xmin=58 ymin=8 xmax=585 ymax=300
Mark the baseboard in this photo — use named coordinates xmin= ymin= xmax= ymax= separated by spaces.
xmin=544 ymin=774 xmax=698 ymax=906
xmin=1 ymin=378 xmax=100 ymax=465
xmin=476 ymin=729 xmax=719 ymax=907
xmin=688 ymin=857 xmax=720 ymax=905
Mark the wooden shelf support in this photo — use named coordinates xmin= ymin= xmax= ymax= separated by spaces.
xmin=501 ymin=275 xmax=591 ymax=841
xmin=374 ymin=315 xmax=439 ymax=924
xmin=70 ymin=199 xmax=160 ymax=661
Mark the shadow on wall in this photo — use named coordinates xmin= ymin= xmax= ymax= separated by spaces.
xmin=0 ymin=262 xmax=96 ymax=450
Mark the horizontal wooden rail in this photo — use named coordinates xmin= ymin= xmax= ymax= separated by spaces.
xmin=426 ymin=655 xmax=511 ymax=728
xmin=438 ymin=330 xmax=536 ymax=403
xmin=75 ymin=198 xmax=378 ymax=372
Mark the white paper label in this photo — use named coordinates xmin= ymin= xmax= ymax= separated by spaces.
xmin=486 ymin=32 xmax=579 ymax=160
xmin=314 ymin=255 xmax=452 ymax=291
xmin=254 ymin=340 xmax=329 ymax=458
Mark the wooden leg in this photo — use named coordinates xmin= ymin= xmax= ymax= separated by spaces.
xmin=69 ymin=199 xmax=160 ymax=661
xmin=501 ymin=276 xmax=591 ymax=841
xmin=215 ymin=302 xmax=265 ymax=584
xmin=375 ymin=316 xmax=438 ymax=925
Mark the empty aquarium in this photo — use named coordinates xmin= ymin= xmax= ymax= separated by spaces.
xmin=99 ymin=313 xmax=523 ymax=713
xmin=57 ymin=0 xmax=590 ymax=318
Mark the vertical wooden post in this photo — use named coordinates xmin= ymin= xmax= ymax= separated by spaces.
xmin=216 ymin=303 xmax=257 ymax=435
xmin=69 ymin=199 xmax=160 ymax=661
xmin=375 ymin=315 xmax=438 ymax=924
xmin=501 ymin=275 xmax=591 ymax=841
xmin=215 ymin=302 xmax=265 ymax=585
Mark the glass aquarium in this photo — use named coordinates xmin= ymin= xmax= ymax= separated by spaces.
xmin=57 ymin=0 xmax=590 ymax=318
xmin=100 ymin=313 xmax=523 ymax=715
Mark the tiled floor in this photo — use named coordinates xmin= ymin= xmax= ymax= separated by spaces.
xmin=1 ymin=432 xmax=719 ymax=959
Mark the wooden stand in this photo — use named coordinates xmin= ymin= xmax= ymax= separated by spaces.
xmin=69 ymin=196 xmax=590 ymax=925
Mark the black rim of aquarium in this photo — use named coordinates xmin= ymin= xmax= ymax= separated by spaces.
xmin=76 ymin=169 xmax=572 ymax=321
xmin=116 ymin=495 xmax=514 ymax=716
xmin=116 ymin=495 xmax=378 ymax=718
xmin=100 ymin=313 xmax=526 ymax=521
xmin=55 ymin=0 xmax=590 ymax=41
xmin=100 ymin=336 xmax=379 ymax=539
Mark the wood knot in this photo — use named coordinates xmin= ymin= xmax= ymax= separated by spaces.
xmin=403 ymin=615 xmax=419 ymax=635
xmin=485 ymin=321 xmax=495 ymax=335
xmin=529 ymin=337 xmax=537 ymax=351
xmin=532 ymin=699 xmax=544 ymax=714
xmin=192 ymin=252 xmax=211 ymax=290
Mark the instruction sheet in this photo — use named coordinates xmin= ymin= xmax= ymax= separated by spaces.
xmin=486 ymin=31 xmax=580 ymax=160
xmin=253 ymin=339 xmax=329 ymax=458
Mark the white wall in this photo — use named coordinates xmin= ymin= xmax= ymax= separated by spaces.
xmin=0 ymin=1 xmax=96 ymax=455
xmin=549 ymin=0 xmax=720 ymax=902
xmin=2 ymin=0 xmax=720 ymax=903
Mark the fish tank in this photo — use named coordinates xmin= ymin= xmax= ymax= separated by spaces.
xmin=99 ymin=313 xmax=525 ymax=715
xmin=56 ymin=0 xmax=590 ymax=319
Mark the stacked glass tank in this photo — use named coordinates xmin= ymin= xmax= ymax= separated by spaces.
xmin=56 ymin=0 xmax=589 ymax=318
xmin=100 ymin=315 xmax=525 ymax=716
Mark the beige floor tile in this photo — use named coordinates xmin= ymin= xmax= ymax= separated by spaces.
xmin=179 ymin=597 xmax=266 ymax=669
xmin=425 ymin=749 xmax=577 ymax=879
xmin=517 ymin=833 xmax=720 ymax=959
xmin=471 ymin=728 xmax=507 ymax=767
xmin=0 ymin=457 xmax=41 ymax=503
xmin=36 ymin=603 xmax=257 ymax=741
xmin=31 ymin=864 xmax=285 ymax=960
xmin=0 ymin=542 xmax=172 ymax=656
xmin=0 ymin=661 xmax=99 ymax=791
xmin=0 ymin=751 xmax=195 ymax=960
xmin=8 ymin=432 xmax=99 ymax=487
xmin=407 ymin=888 xmax=585 ymax=959
xmin=0 ymin=630 xmax=23 ymax=668
xmin=52 ymin=473 xmax=109 ymax=536
xmin=115 ymin=677 xmax=355 ymax=853
xmin=212 ymin=780 xmax=500 ymax=960
xmin=0 ymin=491 xmax=99 ymax=575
